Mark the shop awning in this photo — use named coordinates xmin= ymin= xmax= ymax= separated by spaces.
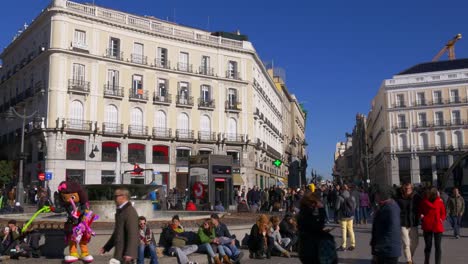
xmin=233 ymin=174 xmax=243 ymax=185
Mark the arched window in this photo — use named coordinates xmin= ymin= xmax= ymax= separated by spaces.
xmin=105 ymin=104 xmax=119 ymax=133
xmin=436 ymin=132 xmax=446 ymax=148
xmin=453 ymin=131 xmax=463 ymax=148
xmin=200 ymin=115 xmax=211 ymax=132
xmin=227 ymin=118 xmax=237 ymax=141
xmin=398 ymin=134 xmax=407 ymax=150
xmin=177 ymin=113 xmax=190 ymax=138
xmin=102 ymin=141 xmax=120 ymax=162
xmin=155 ymin=110 xmax=167 ymax=129
xmin=420 ymin=133 xmax=429 ymax=150
xmin=128 ymin=143 xmax=145 ymax=163
xmin=131 ymin=107 xmax=143 ymax=134
xmin=69 ymin=100 xmax=84 ymax=129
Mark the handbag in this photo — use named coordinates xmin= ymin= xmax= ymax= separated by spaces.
xmin=171 ymin=236 xmax=187 ymax=248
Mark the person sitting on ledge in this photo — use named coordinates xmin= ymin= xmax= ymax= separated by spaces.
xmin=237 ymin=200 xmax=249 ymax=213
xmin=214 ymin=201 xmax=225 ymax=212
xmin=137 ymin=216 xmax=158 ymax=264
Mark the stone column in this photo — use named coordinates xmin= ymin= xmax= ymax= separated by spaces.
xmin=390 ymin=156 xmax=400 ymax=185
xmin=411 ymin=155 xmax=421 ymax=184
xmin=431 ymin=155 xmax=438 ymax=185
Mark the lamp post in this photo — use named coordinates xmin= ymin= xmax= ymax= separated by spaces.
xmin=4 ymin=106 xmax=38 ymax=205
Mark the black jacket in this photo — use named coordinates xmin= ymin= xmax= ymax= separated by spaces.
xmin=279 ymin=218 xmax=296 ymax=239
xmin=214 ymin=222 xmax=232 ymax=238
xmin=396 ymin=192 xmax=421 ymax=227
xmin=371 ymin=199 xmax=401 ymax=258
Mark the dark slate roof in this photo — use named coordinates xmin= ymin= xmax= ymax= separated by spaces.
xmin=397 ymin=58 xmax=468 ymax=75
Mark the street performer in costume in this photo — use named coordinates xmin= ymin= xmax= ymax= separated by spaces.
xmin=57 ymin=180 xmax=97 ymax=263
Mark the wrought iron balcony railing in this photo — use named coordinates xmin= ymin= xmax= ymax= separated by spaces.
xmin=104 ymin=49 xmax=124 ymax=60
xmin=129 ymin=89 xmax=149 ymax=101
xmin=104 ymin=85 xmax=124 ymax=98
xmin=68 ymin=79 xmax=90 ymax=93
xmin=176 ymin=95 xmax=194 ymax=107
xmin=102 ymin=122 xmax=124 ymax=134
xmin=153 ymin=93 xmax=172 ymax=104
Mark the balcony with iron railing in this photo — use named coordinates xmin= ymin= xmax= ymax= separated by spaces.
xmin=129 ymin=89 xmax=149 ymax=101
xmin=176 ymin=129 xmax=194 ymax=140
xmin=224 ymin=133 xmax=244 ymax=143
xmin=447 ymin=97 xmax=464 ymax=104
xmin=198 ymin=131 xmax=217 ymax=142
xmin=153 ymin=93 xmax=171 ymax=105
xmin=153 ymin=156 xmax=169 ymax=164
xmin=175 ymin=95 xmax=194 ymax=107
xmin=177 ymin=63 xmax=193 ymax=73
xmin=225 ymin=71 xmax=241 ymax=80
xmin=391 ymin=102 xmax=406 ymax=108
xmin=131 ymin=54 xmax=148 ymax=65
xmin=413 ymin=121 xmax=429 ymax=129
xmin=64 ymin=118 xmax=93 ymax=132
xmin=199 ymin=66 xmax=215 ymax=76
xmin=198 ymin=98 xmax=215 ymax=109
xmin=225 ymin=100 xmax=241 ymax=112
xmin=102 ymin=122 xmax=124 ymax=134
xmin=103 ymin=85 xmax=124 ymax=98
xmin=429 ymin=99 xmax=444 ymax=105
xmin=68 ymin=79 xmax=90 ymax=94
xmin=152 ymin=127 xmax=172 ymax=139
xmin=64 ymin=1 xmax=245 ymax=50
xmin=414 ymin=100 xmax=427 ymax=106
xmin=71 ymin=41 xmax=88 ymax=51
xmin=104 ymin=49 xmax=124 ymax=60
xmin=128 ymin=125 xmax=148 ymax=137
xmin=154 ymin=58 xmax=171 ymax=69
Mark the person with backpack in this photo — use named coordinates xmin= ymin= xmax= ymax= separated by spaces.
xmin=335 ymin=184 xmax=356 ymax=251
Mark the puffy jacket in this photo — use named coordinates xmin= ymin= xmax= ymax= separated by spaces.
xmin=419 ymin=197 xmax=446 ymax=233
xmin=396 ymin=192 xmax=421 ymax=227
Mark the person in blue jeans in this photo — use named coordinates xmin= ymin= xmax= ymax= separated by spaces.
xmin=211 ymin=213 xmax=243 ymax=263
xmin=137 ymin=216 xmax=158 ymax=264
xmin=198 ymin=219 xmax=229 ymax=264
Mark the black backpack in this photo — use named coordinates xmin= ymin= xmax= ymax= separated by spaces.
xmin=341 ymin=196 xmax=354 ymax=218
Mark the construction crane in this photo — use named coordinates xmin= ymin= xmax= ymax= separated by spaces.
xmin=432 ymin=34 xmax=462 ymax=61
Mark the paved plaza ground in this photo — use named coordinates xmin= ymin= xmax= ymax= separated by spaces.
xmin=5 ymin=222 xmax=468 ymax=263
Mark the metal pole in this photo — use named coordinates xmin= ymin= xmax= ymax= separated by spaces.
xmin=16 ymin=108 xmax=26 ymax=205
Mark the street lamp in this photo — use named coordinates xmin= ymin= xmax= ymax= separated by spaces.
xmin=4 ymin=106 xmax=38 ymax=205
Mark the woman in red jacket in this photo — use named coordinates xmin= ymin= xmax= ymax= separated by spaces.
xmin=419 ymin=187 xmax=446 ymax=264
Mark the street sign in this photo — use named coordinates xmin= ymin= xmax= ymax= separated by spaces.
xmin=45 ymin=171 xmax=52 ymax=181
xmin=272 ymin=159 xmax=283 ymax=168
xmin=38 ymin=172 xmax=45 ymax=181
xmin=193 ymin=182 xmax=205 ymax=199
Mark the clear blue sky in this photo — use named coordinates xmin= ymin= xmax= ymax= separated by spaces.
xmin=2 ymin=0 xmax=468 ymax=179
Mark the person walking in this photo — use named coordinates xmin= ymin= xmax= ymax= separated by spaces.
xmin=359 ymin=188 xmax=370 ymax=224
xmin=419 ymin=187 xmax=446 ymax=264
xmin=396 ymin=183 xmax=421 ymax=264
xmin=447 ymin=187 xmax=465 ymax=239
xmin=335 ymin=184 xmax=356 ymax=251
xmin=100 ymin=187 xmax=139 ymax=263
xmin=371 ymin=185 xmax=401 ymax=264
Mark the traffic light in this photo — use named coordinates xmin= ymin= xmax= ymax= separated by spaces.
xmin=272 ymin=159 xmax=282 ymax=168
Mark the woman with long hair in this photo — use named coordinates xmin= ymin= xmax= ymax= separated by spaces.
xmin=419 ymin=187 xmax=446 ymax=264
xmin=248 ymin=214 xmax=273 ymax=259
xmin=197 ymin=219 xmax=230 ymax=264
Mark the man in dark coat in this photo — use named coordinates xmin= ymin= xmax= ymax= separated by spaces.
xmin=100 ymin=187 xmax=139 ymax=263
xmin=371 ymin=185 xmax=401 ymax=264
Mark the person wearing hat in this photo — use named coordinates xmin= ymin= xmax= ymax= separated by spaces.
xmin=370 ymin=185 xmax=401 ymax=264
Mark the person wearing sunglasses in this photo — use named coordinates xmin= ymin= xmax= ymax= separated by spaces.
xmin=138 ymin=216 xmax=158 ymax=264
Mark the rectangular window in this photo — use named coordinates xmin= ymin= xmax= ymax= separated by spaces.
xmin=228 ymin=88 xmax=237 ymax=106
xmin=72 ymin=64 xmax=85 ymax=82
xmin=66 ymin=169 xmax=85 ymax=184
xmin=101 ymin=170 xmax=116 ymax=184
xmin=201 ymin=56 xmax=210 ymax=74
xmin=153 ymin=146 xmax=169 ymax=164
xmin=228 ymin=61 xmax=238 ymax=79
xmin=396 ymin=94 xmax=405 ymax=107
xmin=157 ymin=47 xmax=168 ymax=67
xmin=109 ymin=38 xmax=120 ymax=58
xmin=398 ymin=157 xmax=411 ymax=184
xmin=178 ymin=82 xmax=189 ymax=103
xmin=66 ymin=139 xmax=86 ymax=160
xmin=435 ymin=112 xmax=444 ymax=126
xmin=133 ymin=43 xmax=144 ymax=63
xmin=201 ymin=85 xmax=210 ymax=101
xmin=132 ymin=75 xmax=143 ymax=94
xmin=433 ymin=91 xmax=442 ymax=104
xmin=107 ymin=70 xmax=119 ymax=88
xmin=436 ymin=155 xmax=449 ymax=169
xmin=452 ymin=110 xmax=461 ymax=125
xmin=73 ymin=30 xmax=87 ymax=49
xmin=158 ymin=79 xmax=167 ymax=96
xmin=101 ymin=142 xmax=120 ymax=162
xmin=418 ymin=112 xmax=427 ymax=127
xmin=179 ymin=52 xmax=189 ymax=71
xmin=450 ymin=89 xmax=460 ymax=103
xmin=398 ymin=114 xmax=406 ymax=128
xmin=417 ymin=92 xmax=425 ymax=105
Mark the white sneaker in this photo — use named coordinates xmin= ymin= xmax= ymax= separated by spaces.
xmin=64 ymin=255 xmax=79 ymax=263
xmin=81 ymin=255 xmax=94 ymax=263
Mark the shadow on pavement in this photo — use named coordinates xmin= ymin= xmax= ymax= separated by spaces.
xmin=338 ymin=258 xmax=372 ymax=264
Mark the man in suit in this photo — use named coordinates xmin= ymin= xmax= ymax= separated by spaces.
xmin=100 ymin=187 xmax=139 ymax=263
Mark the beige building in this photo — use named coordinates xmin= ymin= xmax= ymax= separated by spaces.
xmin=367 ymin=59 xmax=468 ymax=186
xmin=267 ymin=67 xmax=307 ymax=187
xmin=333 ymin=135 xmax=354 ymax=183
xmin=0 ymin=0 xmax=291 ymax=192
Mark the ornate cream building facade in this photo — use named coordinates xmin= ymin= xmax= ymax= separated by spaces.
xmin=0 ymin=0 xmax=302 ymax=192
xmin=367 ymin=59 xmax=468 ymax=186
